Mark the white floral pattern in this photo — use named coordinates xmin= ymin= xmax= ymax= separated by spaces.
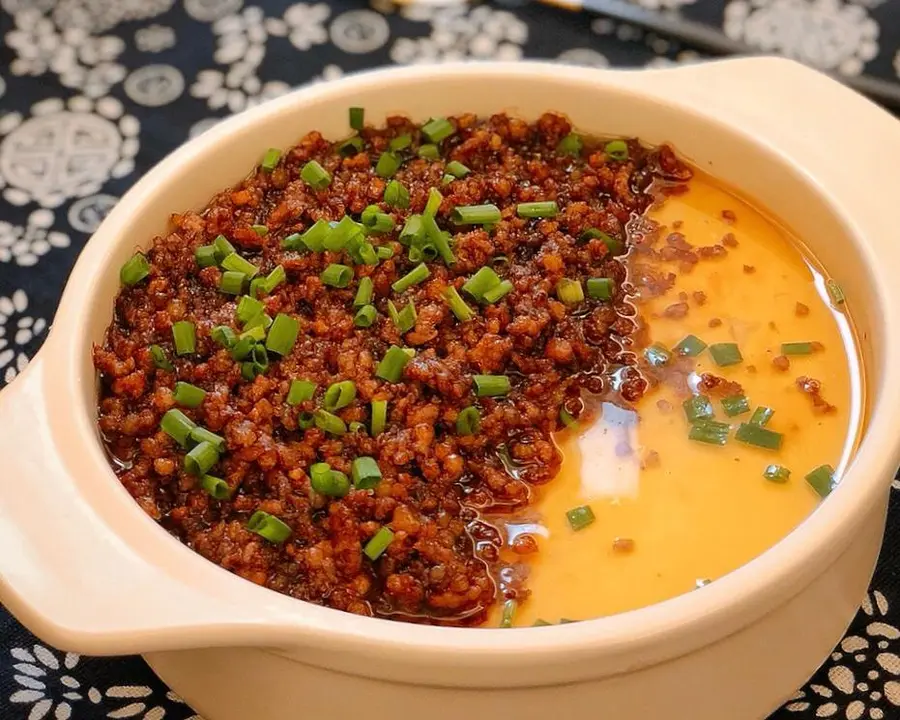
xmin=0 ymin=208 xmax=69 ymax=266
xmin=269 ymin=3 xmax=331 ymax=51
xmin=391 ymin=5 xmax=528 ymax=64
xmin=724 ymin=0 xmax=879 ymax=76
xmin=134 ymin=25 xmax=177 ymax=54
xmin=0 ymin=289 xmax=46 ymax=384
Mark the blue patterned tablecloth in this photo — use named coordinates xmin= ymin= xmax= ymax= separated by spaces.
xmin=2 ymin=1 xmax=900 ymax=717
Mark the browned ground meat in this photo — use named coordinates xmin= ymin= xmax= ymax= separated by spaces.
xmin=94 ymin=112 xmax=690 ymax=626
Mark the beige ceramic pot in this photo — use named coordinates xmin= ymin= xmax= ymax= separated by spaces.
xmin=1 ymin=58 xmax=899 ymax=720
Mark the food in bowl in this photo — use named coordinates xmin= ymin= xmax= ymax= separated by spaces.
xmin=94 ymin=109 xmax=862 ymax=628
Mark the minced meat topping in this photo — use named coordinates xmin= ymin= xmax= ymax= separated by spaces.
xmin=94 ymin=112 xmax=691 ymax=625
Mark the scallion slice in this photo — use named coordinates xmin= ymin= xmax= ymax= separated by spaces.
xmin=424 ymin=187 xmax=442 ymax=217
xmin=709 ymin=342 xmax=743 ymax=367
xmin=120 ymin=252 xmax=150 ymax=286
xmin=445 ymin=160 xmax=470 ymax=178
xmin=582 ymin=228 xmax=624 ymax=256
xmin=644 ymin=343 xmax=671 ymax=367
xmin=555 ymin=278 xmax=583 ymax=306
xmin=371 ymin=399 xmax=387 ymax=435
xmin=500 ymin=599 xmax=517 ymax=628
xmin=324 ymin=216 xmax=362 ymax=252
xmin=287 ymin=379 xmax=316 ymax=406
xmin=211 ymin=325 xmax=236 ymax=349
xmin=354 ymin=304 xmax=377 ymax=328
xmin=172 ymin=321 xmax=196 ymax=356
xmin=221 ymin=252 xmax=259 ymax=279
xmin=384 ymin=180 xmax=410 ymax=208
xmin=213 ymin=234 xmax=235 ymax=263
xmin=721 ymin=394 xmax=751 ymax=417
xmin=391 ymin=262 xmax=430 ymax=293
xmin=247 ymin=510 xmax=291 ymax=544
xmin=389 ymin=133 xmax=411 ymax=151
xmin=297 ymin=411 xmax=315 ymax=430
xmin=352 ymin=456 xmax=382 ymax=490
xmin=376 ymin=245 xmax=393 ymax=260
xmin=826 ymin=279 xmax=845 ymax=306
xmin=266 ymin=313 xmax=299 ymax=356
xmin=456 ymin=406 xmax=480 ymax=436
xmin=349 ymin=106 xmax=364 ymax=131
xmin=399 ymin=215 xmax=424 ymax=245
xmin=418 ymin=144 xmax=440 ymax=160
xmin=462 ymin=266 xmax=501 ymax=301
xmin=750 ymin=406 xmax=774 ymax=426
xmin=452 ymin=204 xmax=501 ymax=226
xmin=566 ymin=505 xmax=595 ymax=531
xmin=260 ymin=147 xmax=281 ymax=172
xmin=174 ymin=381 xmax=206 ymax=408
xmin=295 ymin=219 xmax=330 ymax=252
xmin=482 ymin=280 xmax=513 ymax=305
xmin=517 ymin=201 xmax=558 ymax=219
xmin=314 ymin=409 xmax=347 ymax=436
xmin=251 ymin=224 xmax=268 ymax=237
xmin=735 ymin=423 xmax=783 ymax=450
xmin=806 ymin=464 xmax=836 ymax=497
xmin=160 ymin=408 xmax=196 ymax=447
xmin=422 ymin=117 xmax=454 ymax=143
xmin=605 ymin=139 xmax=629 ymax=161
xmin=149 ymin=344 xmax=173 ymax=371
xmin=321 ymin=263 xmax=353 ymax=288
xmin=184 ymin=440 xmax=219 ymax=477
xmin=388 ymin=300 xmax=417 ymax=334
xmin=673 ymin=334 xmax=707 ymax=357
xmin=473 ymin=374 xmax=510 ymax=397
xmin=376 ymin=346 xmax=413 ymax=383
xmin=352 ymin=276 xmax=373 ymax=308
xmin=444 ymin=286 xmax=475 ymax=321
xmin=375 ymin=151 xmax=401 ymax=178
xmin=236 ymin=295 xmax=265 ymax=325
xmin=200 ymin=474 xmax=232 ymax=500
xmin=764 ymin=464 xmax=791 ymax=483
xmin=364 ymin=526 xmax=395 ymax=560
xmin=189 ymin=426 xmax=226 ymax=453
xmin=586 ymin=277 xmax=615 ymax=300
xmin=324 ymin=380 xmax=357 ymax=411
xmin=557 ymin=133 xmax=583 ymax=156
xmin=195 ymin=244 xmax=217 ymax=268
xmin=338 ymin=136 xmax=364 ymax=156
xmin=310 ymin=462 xmax=350 ymax=497
xmin=689 ymin=420 xmax=730 ymax=445
xmin=301 ymin=160 xmax=331 ymax=190
xmin=781 ymin=342 xmax=816 ymax=355
xmin=230 ymin=335 xmax=255 ymax=361
xmin=683 ymin=394 xmax=713 ymax=422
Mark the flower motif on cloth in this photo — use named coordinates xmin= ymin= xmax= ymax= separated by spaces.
xmin=267 ymin=3 xmax=331 ymax=51
xmin=0 ymin=289 xmax=47 ymax=385
xmin=49 ymin=0 xmax=174 ymax=33
xmin=328 ymin=9 xmax=390 ymax=54
xmin=556 ymin=48 xmax=610 ymax=67
xmin=134 ymin=25 xmax=177 ymax=54
xmin=0 ymin=209 xmax=70 ymax=267
xmin=124 ymin=64 xmax=186 ymax=107
xmin=184 ymin=0 xmax=244 ymax=23
xmin=391 ymin=4 xmax=528 ymax=64
xmin=724 ymin=0 xmax=878 ymax=76
xmin=783 ymin=590 xmax=900 ymax=718
xmin=0 ymin=96 xmax=139 ymax=208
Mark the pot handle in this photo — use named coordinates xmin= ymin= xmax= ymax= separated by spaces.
xmin=0 ymin=351 xmax=289 ymax=656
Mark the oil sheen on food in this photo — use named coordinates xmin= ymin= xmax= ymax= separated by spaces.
xmin=502 ymin=171 xmax=862 ymax=627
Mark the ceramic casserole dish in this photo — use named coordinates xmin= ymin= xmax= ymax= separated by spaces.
xmin=1 ymin=57 xmax=899 ymax=720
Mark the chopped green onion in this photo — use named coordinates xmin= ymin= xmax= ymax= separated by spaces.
xmin=338 ymin=136 xmax=364 ymax=156
xmin=324 ymin=380 xmax=357 ymax=411
xmin=149 ymin=344 xmax=173 ymax=371
xmin=266 ymin=313 xmax=299 ymax=356
xmin=376 ymin=245 xmax=393 ymax=260
xmin=566 ymin=505 xmax=595 ymax=531
xmin=391 ymin=262 xmax=430 ymax=293
xmin=251 ymin=224 xmax=268 ymax=237
xmin=673 ymin=334 xmax=707 ymax=357
xmin=424 ymin=187 xmax=442 ymax=217
xmin=352 ymin=456 xmax=383 ymax=490
xmin=399 ymin=215 xmax=424 ymax=245
xmin=517 ymin=201 xmax=558 ymax=219
xmin=389 ymin=133 xmax=411 ymax=151
xmin=310 ymin=462 xmax=351 ymax=497
xmin=230 ymin=335 xmax=255 ymax=361
xmin=735 ymin=422 xmax=783 ymax=450
xmin=452 ymin=204 xmax=501 ymax=225
xmin=375 ymin=151 xmax=401 ymax=178
xmin=236 ymin=295 xmax=265 ymax=325
xmin=174 ymin=381 xmax=206 ymax=408
xmin=120 ymin=253 xmax=150 ymax=286
xmin=500 ymin=599 xmax=517 ymax=629
xmin=418 ymin=143 xmax=440 ymax=160
xmin=605 ymin=139 xmax=629 ymax=161
xmin=555 ymin=278 xmax=584 ymax=306
xmin=261 ymin=147 xmax=281 ymax=172
xmin=805 ymin=464 xmax=836 ymax=497
xmin=354 ymin=304 xmax=377 ymax=328
xmin=172 ymin=321 xmax=196 ymax=356
xmin=297 ymin=411 xmax=315 ymax=430
xmin=532 ymin=619 xmax=552 ymax=627
xmin=353 ymin=276 xmax=374 ymax=307
xmin=689 ymin=419 xmax=730 ymax=445
xmin=781 ymin=342 xmax=816 ymax=355
xmin=301 ymin=160 xmax=331 ymax=190
xmin=421 ymin=215 xmax=455 ymax=265
xmin=349 ymin=421 xmax=366 ymax=434
xmin=456 ymin=406 xmax=480 ymax=436
xmin=557 ymin=133 xmax=583 ymax=156
xmin=249 ymin=277 xmax=266 ymax=298
xmin=189 ymin=426 xmax=226 ymax=453
xmin=184 ymin=441 xmax=219 ymax=476
xmin=444 ymin=286 xmax=475 ymax=321
xmin=364 ymin=526 xmax=395 ymax=560
xmin=462 ymin=266 xmax=501 ymax=301
xmin=219 ymin=270 xmax=247 ymax=295
xmin=422 ymin=117 xmax=454 ymax=143
xmin=473 ymin=374 xmax=510 ymax=397
xmin=560 ymin=408 xmax=579 ymax=429
xmin=482 ymin=280 xmax=513 ymax=304
xmin=247 ymin=510 xmax=291 ymax=544
xmin=719 ymin=394 xmax=750 ymax=417
xmin=212 ymin=235 xmax=235 ymax=264
xmin=643 ymin=343 xmax=671 ymax=367
xmin=586 ymin=277 xmax=615 ymax=300
xmin=195 ymin=244 xmax=217 ymax=268
xmin=709 ymin=342 xmax=743 ymax=367
xmin=764 ymin=464 xmax=791 ymax=483
xmin=750 ymin=406 xmax=774 ymax=426
xmin=376 ymin=345 xmax=413 ymax=383
xmin=321 ymin=263 xmax=353 ymax=288
xmin=387 ymin=300 xmax=417 ymax=333
xmin=221 ymin=252 xmax=259 ymax=279
xmin=371 ymin=399 xmax=387 ymax=435
xmin=445 ymin=160 xmax=470 ymax=178
xmin=441 ymin=173 xmax=455 ymax=186
xmin=314 ymin=409 xmax=347 ymax=436
xmin=349 ymin=106 xmax=364 ymax=131
xmin=200 ymin=474 xmax=232 ymax=500
xmin=211 ymin=325 xmax=237 ymax=349
xmin=295 ymin=219 xmax=330 ymax=252
xmin=324 ymin=216 xmax=362 ymax=251
xmin=160 ymin=408 xmax=196 ymax=448
xmin=240 ymin=322 xmax=267 ymax=341
xmin=826 ymin=279 xmax=845 ymax=306
xmin=683 ymin=395 xmax=714 ymax=423
xmin=240 ymin=358 xmax=266 ymax=381
xmin=384 ymin=180 xmax=410 ymax=208
xmin=365 ymin=212 xmax=395 ymax=235
xmin=287 ymin=379 xmax=316 ymax=406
